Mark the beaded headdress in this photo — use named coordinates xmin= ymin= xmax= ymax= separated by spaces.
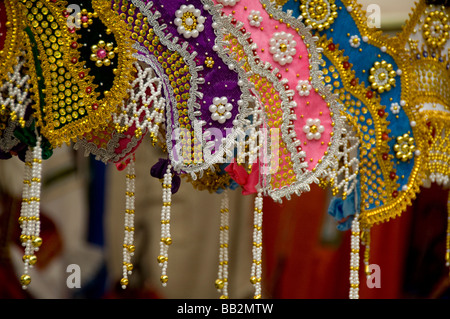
xmin=0 ymin=0 xmax=449 ymax=299
xmin=281 ymin=0 xmax=450 ymax=297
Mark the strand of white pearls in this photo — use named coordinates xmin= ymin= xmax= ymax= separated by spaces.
xmin=19 ymin=136 xmax=42 ymax=289
xmin=349 ymin=213 xmax=361 ymax=299
xmin=215 ymin=190 xmax=230 ymax=299
xmin=158 ymin=164 xmax=172 ymax=287
xmin=121 ymin=158 xmax=136 ymax=289
xmin=362 ymin=227 xmax=371 ymax=279
xmin=251 ymin=192 xmax=263 ymax=299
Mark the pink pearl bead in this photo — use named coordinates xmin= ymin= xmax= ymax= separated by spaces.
xmin=96 ymin=48 xmax=107 ymax=59
xmin=81 ymin=15 xmax=89 ymax=23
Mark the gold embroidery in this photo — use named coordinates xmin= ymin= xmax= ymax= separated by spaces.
xmin=19 ymin=0 xmax=136 ymax=147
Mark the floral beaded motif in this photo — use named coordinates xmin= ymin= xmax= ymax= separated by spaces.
xmin=269 ymin=32 xmax=297 ymax=66
xmin=300 ymin=0 xmax=338 ymax=31
xmin=296 ymin=80 xmax=312 ymax=96
xmin=90 ymin=40 xmax=117 ymax=67
xmin=209 ymin=97 xmax=233 ymax=124
xmin=303 ymin=118 xmax=325 ymax=140
xmin=368 ymin=60 xmax=397 ymax=94
xmin=422 ymin=9 xmax=450 ymax=49
xmin=174 ymin=4 xmax=206 ymax=39
xmin=393 ymin=133 xmax=416 ymax=162
xmin=248 ymin=10 xmax=263 ymax=28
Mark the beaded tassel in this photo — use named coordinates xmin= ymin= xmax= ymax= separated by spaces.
xmin=18 ymin=136 xmax=43 ymax=289
xmin=158 ymin=164 xmax=172 ymax=287
xmin=121 ymin=158 xmax=136 ymax=289
xmin=349 ymin=212 xmax=361 ymax=299
xmin=215 ymin=190 xmax=230 ymax=299
xmin=250 ymin=192 xmax=263 ymax=299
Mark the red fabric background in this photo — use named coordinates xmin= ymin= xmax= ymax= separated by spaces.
xmin=262 ymin=183 xmax=449 ymax=299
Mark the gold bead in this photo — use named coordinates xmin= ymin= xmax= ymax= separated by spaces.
xmin=20 ymin=274 xmax=31 ymax=286
xmin=253 ymin=294 xmax=262 ymax=299
xmin=105 ymin=42 xmax=114 ymax=51
xmin=364 ymin=264 xmax=370 ymax=275
xmin=250 ymin=276 xmax=258 ymax=284
xmin=127 ymin=244 xmax=136 ymax=253
xmin=160 ymin=275 xmax=169 ymax=283
xmin=32 ymin=236 xmax=42 ymax=247
xmin=120 ymin=278 xmax=129 ymax=286
xmin=29 ymin=255 xmax=37 ymax=266
xmin=215 ymin=279 xmax=224 ymax=289
xmin=164 ymin=237 xmax=172 ymax=245
xmin=157 ymin=255 xmax=167 ymax=263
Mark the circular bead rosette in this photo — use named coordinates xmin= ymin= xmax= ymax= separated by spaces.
xmin=206 ymin=0 xmax=348 ymax=202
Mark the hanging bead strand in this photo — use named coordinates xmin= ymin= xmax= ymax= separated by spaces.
xmin=215 ymin=190 xmax=230 ymax=299
xmin=19 ymin=148 xmax=32 ymax=289
xmin=158 ymin=164 xmax=172 ymax=287
xmin=362 ymin=227 xmax=371 ymax=279
xmin=349 ymin=212 xmax=361 ymax=299
xmin=121 ymin=157 xmax=136 ymax=289
xmin=250 ymin=192 xmax=263 ymax=299
xmin=19 ymin=136 xmax=43 ymax=289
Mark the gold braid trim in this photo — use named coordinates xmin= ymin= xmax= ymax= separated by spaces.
xmin=0 ymin=0 xmax=23 ymax=83
xmin=182 ymin=164 xmax=233 ymax=193
xmin=421 ymin=110 xmax=450 ymax=180
xmin=19 ymin=0 xmax=136 ymax=148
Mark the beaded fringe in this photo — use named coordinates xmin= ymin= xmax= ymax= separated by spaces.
xmin=362 ymin=227 xmax=371 ymax=279
xmin=158 ymin=164 xmax=172 ymax=287
xmin=120 ymin=158 xmax=136 ymax=289
xmin=215 ymin=190 xmax=230 ymax=299
xmin=349 ymin=212 xmax=361 ymax=299
xmin=19 ymin=136 xmax=43 ymax=289
xmin=251 ymin=192 xmax=263 ymax=299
